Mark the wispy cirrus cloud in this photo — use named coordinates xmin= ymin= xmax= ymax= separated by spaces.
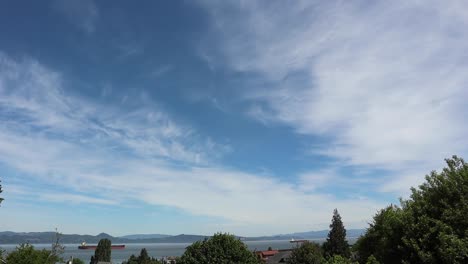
xmin=199 ymin=0 xmax=468 ymax=194
xmin=0 ymin=52 xmax=216 ymax=165
xmin=52 ymin=0 xmax=99 ymax=33
xmin=0 ymin=52 xmax=384 ymax=235
xmin=149 ymin=64 xmax=174 ymax=79
xmin=7 ymin=184 xmax=117 ymax=206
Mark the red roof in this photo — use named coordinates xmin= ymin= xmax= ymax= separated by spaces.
xmin=257 ymin=250 xmax=279 ymax=257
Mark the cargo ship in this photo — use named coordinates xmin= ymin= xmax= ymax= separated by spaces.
xmin=78 ymin=242 xmax=125 ymax=250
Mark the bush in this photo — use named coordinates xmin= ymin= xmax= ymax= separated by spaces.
xmin=72 ymin=258 xmax=85 ymax=264
xmin=5 ymin=243 xmax=60 ymax=264
xmin=324 ymin=255 xmax=356 ymax=264
xmin=123 ymin=248 xmax=161 ymax=264
xmin=287 ymin=241 xmax=324 ymax=264
xmin=365 ymin=255 xmax=379 ymax=264
xmin=179 ymin=233 xmax=259 ymax=264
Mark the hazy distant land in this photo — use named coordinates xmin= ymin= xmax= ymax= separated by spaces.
xmin=0 ymin=229 xmax=364 ymax=244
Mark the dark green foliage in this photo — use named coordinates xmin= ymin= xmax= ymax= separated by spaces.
xmin=178 ymin=233 xmax=259 ymax=264
xmin=123 ymin=248 xmax=161 ymax=264
xmin=0 ymin=180 xmax=4 ymax=205
xmin=324 ymin=255 xmax=357 ymax=264
xmin=72 ymin=258 xmax=85 ymax=264
xmin=140 ymin=248 xmax=150 ymax=260
xmin=287 ymin=241 xmax=324 ymax=264
xmin=354 ymin=205 xmax=405 ymax=264
xmin=124 ymin=254 xmax=138 ymax=264
xmin=323 ymin=209 xmax=350 ymax=258
xmin=400 ymin=156 xmax=468 ymax=263
xmin=5 ymin=243 xmax=60 ymax=264
xmin=364 ymin=255 xmax=379 ymax=264
xmin=355 ymin=156 xmax=468 ymax=264
xmin=92 ymin=238 xmax=111 ymax=263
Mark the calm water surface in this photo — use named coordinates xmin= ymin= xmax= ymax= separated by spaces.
xmin=1 ymin=240 xmax=319 ymax=263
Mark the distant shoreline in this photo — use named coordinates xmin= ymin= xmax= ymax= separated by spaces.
xmin=0 ymin=230 xmax=363 ymax=244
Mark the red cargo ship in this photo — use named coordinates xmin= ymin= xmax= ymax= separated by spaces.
xmin=78 ymin=242 xmax=125 ymax=250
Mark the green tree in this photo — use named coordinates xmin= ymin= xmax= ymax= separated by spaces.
xmin=287 ymin=241 xmax=324 ymax=264
xmin=325 ymin=255 xmax=358 ymax=264
xmin=123 ymin=248 xmax=161 ymax=264
xmin=72 ymin=258 xmax=85 ymax=264
xmin=123 ymin=254 xmax=139 ymax=264
xmin=323 ymin=209 xmax=350 ymax=258
xmin=0 ymin=180 xmax=4 ymax=205
xmin=179 ymin=233 xmax=259 ymax=264
xmin=5 ymin=243 xmax=60 ymax=264
xmin=364 ymin=255 xmax=379 ymax=264
xmin=324 ymin=255 xmax=356 ymax=264
xmin=355 ymin=156 xmax=468 ymax=264
xmin=92 ymin=238 xmax=111 ymax=263
xmin=354 ymin=205 xmax=405 ymax=264
xmin=400 ymin=156 xmax=468 ymax=263
xmin=138 ymin=248 xmax=153 ymax=264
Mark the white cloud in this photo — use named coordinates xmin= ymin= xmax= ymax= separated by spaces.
xmin=40 ymin=193 xmax=118 ymax=206
xmin=0 ymin=52 xmax=383 ymax=235
xmin=298 ymin=170 xmax=338 ymax=192
xmin=114 ymin=43 xmax=146 ymax=61
xmin=200 ymin=0 xmax=468 ymax=194
xmin=0 ymin=53 xmax=216 ymax=165
xmin=5 ymin=184 xmax=117 ymax=206
xmin=149 ymin=64 xmax=174 ymax=78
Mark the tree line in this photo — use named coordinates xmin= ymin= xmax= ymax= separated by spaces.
xmin=353 ymin=156 xmax=468 ymax=263
xmin=285 ymin=156 xmax=467 ymax=264
xmin=0 ymin=156 xmax=466 ymax=263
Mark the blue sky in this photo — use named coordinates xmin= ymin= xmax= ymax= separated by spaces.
xmin=0 ymin=0 xmax=467 ymax=237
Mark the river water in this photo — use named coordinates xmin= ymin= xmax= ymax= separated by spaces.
xmin=1 ymin=240 xmax=328 ymax=263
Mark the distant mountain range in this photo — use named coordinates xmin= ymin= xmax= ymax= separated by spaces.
xmin=242 ymin=229 xmax=364 ymax=241
xmin=0 ymin=229 xmax=365 ymax=244
xmin=120 ymin=234 xmax=171 ymax=240
xmin=0 ymin=232 xmax=208 ymax=244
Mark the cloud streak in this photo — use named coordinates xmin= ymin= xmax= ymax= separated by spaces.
xmin=52 ymin=0 xmax=99 ymax=33
xmin=0 ymin=52 xmax=383 ymax=235
xmin=200 ymin=0 xmax=468 ymax=194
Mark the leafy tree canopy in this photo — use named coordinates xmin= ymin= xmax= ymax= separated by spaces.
xmin=353 ymin=205 xmax=405 ymax=264
xmin=5 ymin=243 xmax=60 ymax=264
xmin=287 ymin=241 xmax=324 ymax=264
xmin=72 ymin=258 xmax=85 ymax=264
xmin=401 ymin=155 xmax=468 ymax=263
xmin=355 ymin=156 xmax=468 ymax=264
xmin=123 ymin=248 xmax=161 ymax=264
xmin=364 ymin=255 xmax=380 ymax=264
xmin=324 ymin=255 xmax=357 ymax=264
xmin=179 ymin=233 xmax=259 ymax=264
